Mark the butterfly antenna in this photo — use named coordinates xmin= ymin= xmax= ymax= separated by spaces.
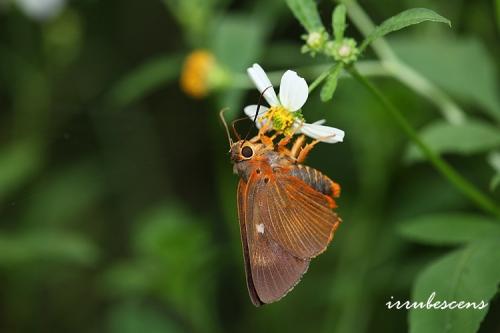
xmin=219 ymin=108 xmax=233 ymax=148
xmin=243 ymin=85 xmax=273 ymax=141
xmin=231 ymin=118 xmax=252 ymax=141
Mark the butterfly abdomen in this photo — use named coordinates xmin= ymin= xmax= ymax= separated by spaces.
xmin=289 ymin=165 xmax=340 ymax=204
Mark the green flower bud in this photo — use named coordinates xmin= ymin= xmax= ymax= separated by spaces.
xmin=325 ymin=38 xmax=359 ymax=64
xmin=301 ymin=29 xmax=329 ymax=56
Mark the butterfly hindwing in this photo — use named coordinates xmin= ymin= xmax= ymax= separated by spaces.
xmin=251 ymin=166 xmax=341 ymax=260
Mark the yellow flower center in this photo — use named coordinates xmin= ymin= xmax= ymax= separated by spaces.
xmin=261 ymin=106 xmax=297 ymax=136
xmin=180 ymin=50 xmax=215 ymax=98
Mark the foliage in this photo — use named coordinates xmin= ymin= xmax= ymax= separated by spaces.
xmin=0 ymin=0 xmax=499 ymax=333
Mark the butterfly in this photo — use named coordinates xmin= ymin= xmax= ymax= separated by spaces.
xmin=221 ymin=110 xmax=342 ymax=306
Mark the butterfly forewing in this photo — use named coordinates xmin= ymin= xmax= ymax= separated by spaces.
xmin=238 ymin=177 xmax=310 ymax=305
xmin=237 ymin=180 xmax=263 ymax=306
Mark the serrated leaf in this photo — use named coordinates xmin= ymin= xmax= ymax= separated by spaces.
xmin=405 ymin=120 xmax=500 ymax=162
xmin=409 ymin=239 xmax=500 ymax=333
xmin=107 ymin=54 xmax=182 ymax=108
xmin=399 ymin=213 xmax=500 ymax=245
xmin=361 ymin=8 xmax=451 ymax=51
xmin=320 ymin=63 xmax=342 ymax=102
xmin=285 ymin=0 xmax=324 ymax=33
xmin=332 ymin=4 xmax=347 ymax=42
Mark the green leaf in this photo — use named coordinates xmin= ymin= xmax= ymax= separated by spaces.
xmin=332 ymin=4 xmax=347 ymax=42
xmin=399 ymin=213 xmax=500 ymax=245
xmin=0 ymin=141 xmax=43 ymax=203
xmin=488 ymin=151 xmax=500 ymax=191
xmin=320 ymin=63 xmax=343 ymax=102
xmin=490 ymin=174 xmax=500 ymax=191
xmin=488 ymin=151 xmax=500 ymax=172
xmin=212 ymin=15 xmax=264 ymax=72
xmin=212 ymin=15 xmax=265 ymax=113
xmin=391 ymin=37 xmax=500 ymax=122
xmin=361 ymin=8 xmax=451 ymax=51
xmin=103 ymin=261 xmax=152 ymax=296
xmin=129 ymin=204 xmax=218 ymax=333
xmin=0 ymin=231 xmax=98 ymax=266
xmin=496 ymin=0 xmax=500 ymax=31
xmin=107 ymin=54 xmax=182 ymax=108
xmin=20 ymin=160 xmax=105 ymax=226
xmin=409 ymin=239 xmax=500 ymax=333
xmin=405 ymin=120 xmax=500 ymax=162
xmin=108 ymin=301 xmax=183 ymax=333
xmin=285 ymin=0 xmax=324 ymax=33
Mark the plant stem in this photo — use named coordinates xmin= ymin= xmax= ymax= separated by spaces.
xmin=336 ymin=0 xmax=396 ymax=60
xmin=349 ymin=67 xmax=500 ymax=220
xmin=336 ymin=0 xmax=466 ymax=125
xmin=230 ymin=61 xmax=390 ymax=89
xmin=308 ymin=68 xmax=331 ymax=93
xmin=308 ymin=63 xmax=342 ymax=93
xmin=382 ymin=61 xmax=465 ymax=125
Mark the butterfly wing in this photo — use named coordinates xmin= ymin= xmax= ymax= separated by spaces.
xmin=238 ymin=178 xmax=310 ymax=305
xmin=237 ymin=180 xmax=263 ymax=307
xmin=257 ymin=168 xmax=341 ymax=260
xmin=237 ymin=163 xmax=341 ymax=305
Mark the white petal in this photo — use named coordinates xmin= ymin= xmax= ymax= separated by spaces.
xmin=244 ymin=104 xmax=269 ymax=118
xmin=247 ymin=64 xmax=279 ymax=106
xmin=243 ymin=105 xmax=270 ymax=129
xmin=279 ymin=70 xmax=308 ymax=111
xmin=300 ymin=123 xmax=345 ymax=143
xmin=311 ymin=119 xmax=326 ymax=125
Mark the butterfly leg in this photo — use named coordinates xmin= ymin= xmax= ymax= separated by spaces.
xmin=277 ymin=135 xmax=293 ymax=147
xmin=254 ymin=125 xmax=278 ymax=149
xmin=296 ymin=139 xmax=321 ymax=164
xmin=289 ymin=135 xmax=306 ymax=160
xmin=269 ymin=135 xmax=294 ymax=157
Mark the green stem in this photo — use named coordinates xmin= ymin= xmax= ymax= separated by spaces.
xmin=336 ymin=0 xmax=396 ymax=60
xmin=349 ymin=67 xmax=500 ymax=220
xmin=336 ymin=0 xmax=466 ymax=125
xmin=230 ymin=61 xmax=390 ymax=89
xmin=308 ymin=63 xmax=341 ymax=93
xmin=382 ymin=61 xmax=465 ymax=125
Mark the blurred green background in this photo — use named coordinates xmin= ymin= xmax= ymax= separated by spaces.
xmin=1 ymin=0 xmax=499 ymax=332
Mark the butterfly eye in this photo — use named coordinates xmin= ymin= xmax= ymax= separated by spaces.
xmin=241 ymin=146 xmax=253 ymax=158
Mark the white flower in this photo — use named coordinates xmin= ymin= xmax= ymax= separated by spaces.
xmin=244 ymin=63 xmax=344 ymax=144
xmin=15 ymin=0 xmax=65 ymax=21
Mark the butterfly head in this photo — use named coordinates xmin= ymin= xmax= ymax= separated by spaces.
xmin=230 ymin=140 xmax=262 ymax=163
xmin=230 ymin=140 xmax=268 ymax=181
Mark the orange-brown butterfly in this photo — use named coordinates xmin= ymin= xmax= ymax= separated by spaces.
xmin=221 ymin=108 xmax=342 ymax=306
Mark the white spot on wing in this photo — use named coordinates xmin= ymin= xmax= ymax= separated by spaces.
xmin=256 ymin=223 xmax=265 ymax=234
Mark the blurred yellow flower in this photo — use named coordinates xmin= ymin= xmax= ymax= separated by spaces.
xmin=180 ymin=50 xmax=216 ymax=98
